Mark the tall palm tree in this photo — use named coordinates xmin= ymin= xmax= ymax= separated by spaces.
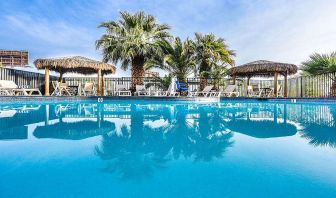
xmin=145 ymin=74 xmax=173 ymax=90
xmin=301 ymin=52 xmax=336 ymax=75
xmin=96 ymin=11 xmax=171 ymax=88
xmin=204 ymin=64 xmax=228 ymax=89
xmin=193 ymin=33 xmax=235 ymax=89
xmin=301 ymin=52 xmax=336 ymax=96
xmin=145 ymin=37 xmax=196 ymax=82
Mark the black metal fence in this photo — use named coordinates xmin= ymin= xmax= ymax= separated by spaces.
xmin=0 ymin=67 xmax=335 ymax=97
xmin=64 ymin=77 xmax=233 ymax=96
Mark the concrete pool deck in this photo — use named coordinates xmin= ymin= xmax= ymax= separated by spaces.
xmin=0 ymin=96 xmax=335 ymax=104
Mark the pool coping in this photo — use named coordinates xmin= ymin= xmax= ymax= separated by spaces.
xmin=0 ymin=96 xmax=335 ymax=103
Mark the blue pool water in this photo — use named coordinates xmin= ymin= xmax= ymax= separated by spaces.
xmin=0 ymin=99 xmax=336 ymax=198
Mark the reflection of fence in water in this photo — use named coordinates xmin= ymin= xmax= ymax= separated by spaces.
xmin=286 ymin=104 xmax=335 ymax=127
xmin=215 ymin=103 xmax=335 ymax=128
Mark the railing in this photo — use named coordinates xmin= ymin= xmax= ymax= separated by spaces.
xmin=0 ymin=67 xmax=335 ymax=97
xmin=0 ymin=67 xmax=58 ymax=93
xmin=0 ymin=50 xmax=29 ymax=66
xmin=64 ymin=77 xmax=233 ymax=95
xmin=0 ymin=57 xmax=29 ymax=66
xmin=288 ymin=72 xmax=336 ymax=97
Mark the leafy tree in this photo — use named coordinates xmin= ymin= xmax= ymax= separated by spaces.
xmin=145 ymin=74 xmax=173 ymax=90
xmin=301 ymin=52 xmax=336 ymax=75
xmin=193 ymin=33 xmax=235 ymax=89
xmin=301 ymin=52 xmax=336 ymax=96
xmin=202 ymin=64 xmax=228 ymax=89
xmin=96 ymin=11 xmax=171 ymax=87
xmin=145 ymin=37 xmax=196 ymax=82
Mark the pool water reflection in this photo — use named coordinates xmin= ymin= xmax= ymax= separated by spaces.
xmin=0 ymin=100 xmax=336 ymax=197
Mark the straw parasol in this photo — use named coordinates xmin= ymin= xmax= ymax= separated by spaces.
xmin=226 ymin=119 xmax=297 ymax=138
xmin=34 ymin=56 xmax=116 ymax=96
xmin=228 ymin=60 xmax=298 ymax=97
xmin=33 ymin=120 xmax=115 ymax=140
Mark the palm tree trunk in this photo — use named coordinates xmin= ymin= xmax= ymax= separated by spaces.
xmin=177 ymin=73 xmax=187 ymax=83
xmin=199 ymin=62 xmax=209 ymax=90
xmin=131 ymin=56 xmax=145 ymax=88
xmin=200 ymin=78 xmax=208 ymax=90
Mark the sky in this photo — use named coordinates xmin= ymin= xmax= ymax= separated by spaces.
xmin=1 ymin=0 xmax=336 ymax=76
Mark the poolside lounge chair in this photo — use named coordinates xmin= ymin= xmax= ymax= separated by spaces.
xmin=269 ymin=85 xmax=283 ymax=97
xmin=51 ymin=81 xmax=72 ymax=96
xmin=0 ymin=80 xmax=42 ymax=96
xmin=81 ymin=82 xmax=96 ymax=96
xmin=188 ymin=85 xmax=218 ymax=97
xmin=222 ymin=85 xmax=240 ymax=97
xmin=114 ymin=84 xmax=131 ymax=96
xmin=155 ymin=84 xmax=179 ymax=96
xmin=247 ymin=85 xmax=262 ymax=97
xmin=135 ymin=85 xmax=150 ymax=96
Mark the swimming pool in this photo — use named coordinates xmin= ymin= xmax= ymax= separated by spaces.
xmin=0 ymin=99 xmax=336 ymax=197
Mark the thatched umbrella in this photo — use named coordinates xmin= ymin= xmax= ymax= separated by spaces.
xmin=228 ymin=60 xmax=298 ymax=97
xmin=33 ymin=120 xmax=115 ymax=140
xmin=34 ymin=56 xmax=116 ymax=96
xmin=225 ymin=119 xmax=297 ymax=138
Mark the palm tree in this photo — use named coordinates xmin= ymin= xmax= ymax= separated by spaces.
xmin=203 ymin=64 xmax=228 ymax=89
xmin=145 ymin=74 xmax=173 ymax=90
xmin=193 ymin=33 xmax=235 ymax=89
xmin=96 ymin=11 xmax=171 ymax=88
xmin=301 ymin=52 xmax=336 ymax=96
xmin=95 ymin=104 xmax=172 ymax=181
xmin=301 ymin=52 xmax=336 ymax=75
xmin=145 ymin=37 xmax=196 ymax=83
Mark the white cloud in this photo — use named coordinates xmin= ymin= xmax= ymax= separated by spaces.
xmin=223 ymin=0 xmax=336 ymax=65
xmin=5 ymin=14 xmax=94 ymax=51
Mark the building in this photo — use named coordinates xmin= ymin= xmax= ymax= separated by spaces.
xmin=144 ymin=71 xmax=160 ymax=77
xmin=0 ymin=50 xmax=29 ymax=67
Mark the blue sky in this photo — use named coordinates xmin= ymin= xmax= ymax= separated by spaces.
xmin=1 ymin=0 xmax=336 ymax=76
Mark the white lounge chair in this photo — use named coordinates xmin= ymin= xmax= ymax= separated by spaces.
xmin=135 ymin=85 xmax=149 ymax=96
xmin=269 ymin=85 xmax=283 ymax=97
xmin=188 ymin=85 xmax=220 ymax=97
xmin=222 ymin=85 xmax=240 ymax=97
xmin=114 ymin=84 xmax=131 ymax=96
xmin=0 ymin=80 xmax=42 ymax=96
xmin=51 ymin=81 xmax=73 ymax=96
xmin=81 ymin=82 xmax=96 ymax=96
xmin=247 ymin=85 xmax=262 ymax=97
xmin=155 ymin=84 xmax=179 ymax=97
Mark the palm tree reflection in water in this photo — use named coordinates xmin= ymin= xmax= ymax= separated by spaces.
xmin=94 ymin=102 xmax=336 ymax=181
xmin=95 ymin=103 xmax=234 ymax=181
xmin=300 ymin=105 xmax=336 ymax=148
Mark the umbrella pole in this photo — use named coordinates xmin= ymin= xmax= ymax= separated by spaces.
xmin=58 ymin=71 xmax=63 ymax=83
xmin=45 ymin=67 xmax=50 ymax=96
xmin=232 ymin=75 xmax=236 ymax=85
xmin=97 ymin=69 xmax=102 ymax=96
xmin=247 ymin=76 xmax=251 ymax=96
xmin=101 ymin=74 xmax=105 ymax=96
xmin=284 ymin=71 xmax=288 ymax=97
xmin=274 ymin=72 xmax=278 ymax=97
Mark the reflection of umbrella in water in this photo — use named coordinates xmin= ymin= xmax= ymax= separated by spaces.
xmin=301 ymin=123 xmax=336 ymax=148
xmin=33 ymin=120 xmax=115 ymax=140
xmin=226 ymin=119 xmax=297 ymax=138
xmin=0 ymin=126 xmax=28 ymax=140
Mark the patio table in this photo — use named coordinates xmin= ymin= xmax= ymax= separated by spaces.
xmin=260 ymin=87 xmax=272 ymax=97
